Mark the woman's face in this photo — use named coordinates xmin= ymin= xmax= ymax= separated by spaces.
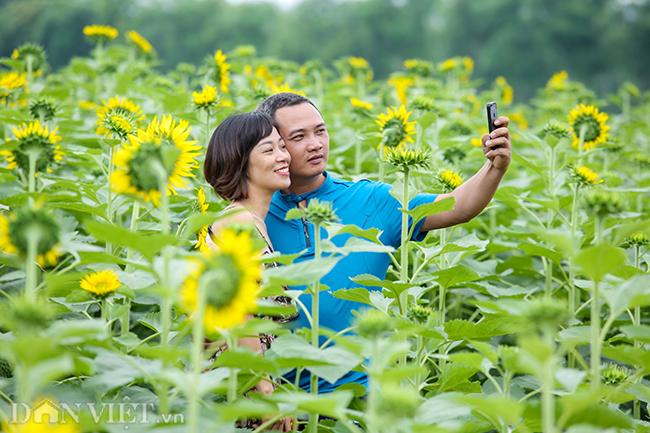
xmin=246 ymin=127 xmax=291 ymax=194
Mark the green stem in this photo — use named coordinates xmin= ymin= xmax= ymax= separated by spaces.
xmin=634 ymin=245 xmax=641 ymax=419
xmin=188 ymin=278 xmax=206 ymax=433
xmin=590 ymin=279 xmax=601 ymax=391
xmin=106 ymin=145 xmax=115 ymax=254
xmin=541 ymin=330 xmax=556 ymax=433
xmin=577 ymin=124 xmax=587 ymax=166
xmin=227 ymin=332 xmax=238 ymax=404
xmin=309 ymin=222 xmax=322 ymax=433
xmin=569 ymin=184 xmax=580 ymax=320
xmin=25 ymin=230 xmax=40 ymax=301
xmin=28 ymin=150 xmax=37 ymax=195
xmin=378 ymin=142 xmax=384 ymax=182
xmin=438 ymin=286 xmax=447 ymax=326
xmin=158 ymin=171 xmax=172 ymax=414
xmin=367 ymin=338 xmax=379 ymax=433
xmin=205 ymin=109 xmax=211 ymax=148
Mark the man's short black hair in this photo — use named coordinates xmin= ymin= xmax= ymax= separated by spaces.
xmin=255 ymin=92 xmax=321 ymax=119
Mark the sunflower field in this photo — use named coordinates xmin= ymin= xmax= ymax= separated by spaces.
xmin=1 ymin=24 xmax=650 ymax=433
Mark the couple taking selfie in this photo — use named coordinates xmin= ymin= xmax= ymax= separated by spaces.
xmin=203 ymin=92 xmax=512 ymax=430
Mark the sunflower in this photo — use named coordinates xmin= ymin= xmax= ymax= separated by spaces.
xmin=388 ymin=76 xmax=414 ymax=105
xmin=462 ymin=56 xmax=474 ymax=73
xmin=125 ymin=30 xmax=152 ymax=54
xmin=28 ymin=96 xmax=58 ymax=122
xmin=436 ymin=169 xmax=463 ymax=193
xmin=385 ymin=146 xmax=430 ymax=171
xmin=0 ymin=208 xmax=62 ymax=268
xmin=111 ymin=115 xmax=201 ymax=205
xmin=194 ymin=187 xmax=210 ymax=252
xmin=404 ymin=59 xmax=434 ymax=78
xmin=439 ymin=58 xmax=456 ymax=72
xmin=495 ymin=76 xmax=513 ymax=105
xmin=547 ymin=71 xmax=568 ymax=90
xmin=83 ymin=25 xmax=119 ymax=44
xmin=95 ymin=95 xmax=144 ymax=140
xmin=567 ymin=104 xmax=610 ymax=151
xmin=11 ymin=43 xmax=47 ymax=74
xmin=582 ymin=187 xmax=624 ymax=218
xmin=350 ymin=97 xmax=373 ymax=114
xmin=213 ymin=50 xmax=231 ymax=94
xmin=180 ymin=228 xmax=261 ymax=333
xmin=569 ymin=165 xmax=603 ymax=187
xmin=2 ymin=120 xmax=64 ymax=174
xmin=0 ymin=71 xmax=27 ymax=101
xmin=270 ymin=82 xmax=306 ymax=96
xmin=376 ymin=105 xmax=417 ymax=151
xmin=78 ymin=100 xmax=96 ymax=110
xmin=192 ymin=85 xmax=218 ymax=110
xmin=79 ymin=270 xmax=121 ymax=297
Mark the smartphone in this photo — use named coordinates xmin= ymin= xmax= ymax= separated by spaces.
xmin=486 ymin=102 xmax=498 ymax=133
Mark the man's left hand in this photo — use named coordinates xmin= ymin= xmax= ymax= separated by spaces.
xmin=481 ymin=116 xmax=511 ymax=172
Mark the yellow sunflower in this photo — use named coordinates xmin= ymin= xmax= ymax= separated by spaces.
xmin=384 ymin=146 xmax=430 ymax=170
xmin=125 ymin=30 xmax=152 ymax=54
xmin=2 ymin=120 xmax=64 ymax=174
xmin=570 ymin=165 xmax=603 ymax=187
xmin=376 ymin=105 xmax=417 ymax=151
xmin=80 ymin=270 xmax=122 ymax=297
xmin=403 ymin=59 xmax=434 ymax=78
xmin=437 ymin=170 xmax=463 ymax=193
xmin=350 ymin=97 xmax=373 ymax=112
xmin=213 ymin=50 xmax=231 ymax=94
xmin=388 ymin=76 xmax=414 ymax=105
xmin=270 ymin=82 xmax=306 ymax=96
xmin=439 ymin=58 xmax=456 ymax=72
xmin=180 ymin=228 xmax=261 ymax=332
xmin=95 ymin=95 xmax=144 ymax=140
xmin=0 ymin=208 xmax=62 ymax=268
xmin=547 ymin=71 xmax=568 ymax=90
xmin=0 ymin=71 xmax=27 ymax=101
xmin=83 ymin=24 xmax=118 ymax=44
xmin=111 ymin=115 xmax=201 ymax=205
xmin=192 ymin=85 xmax=218 ymax=110
xmin=194 ymin=187 xmax=210 ymax=252
xmin=567 ymin=104 xmax=610 ymax=151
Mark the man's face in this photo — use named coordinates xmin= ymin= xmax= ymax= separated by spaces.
xmin=273 ymin=103 xmax=329 ymax=181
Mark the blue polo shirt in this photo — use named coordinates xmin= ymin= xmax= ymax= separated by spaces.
xmin=265 ymin=171 xmax=438 ymax=393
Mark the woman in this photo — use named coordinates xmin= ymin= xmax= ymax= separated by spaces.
xmin=203 ymin=112 xmax=296 ymax=431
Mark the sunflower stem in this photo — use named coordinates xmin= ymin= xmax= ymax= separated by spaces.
xmin=106 ymin=145 xmax=115 ymax=255
xmin=27 ymin=149 xmax=37 ymax=195
xmin=634 ymin=245 xmax=641 ymax=419
xmin=590 ymin=279 xmax=601 ymax=391
xmin=25 ymin=229 xmax=41 ymax=301
xmin=158 ymin=170 xmax=172 ymax=415
xmin=541 ymin=329 xmax=556 ymax=433
xmin=378 ymin=142 xmax=384 ymax=182
xmin=188 ymin=269 xmax=207 ymax=433
xmin=227 ymin=332 xmax=238 ymax=404
xmin=308 ymin=221 xmax=322 ymax=433
xmin=204 ymin=109 xmax=211 ymax=149
xmin=577 ymin=124 xmax=587 ymax=166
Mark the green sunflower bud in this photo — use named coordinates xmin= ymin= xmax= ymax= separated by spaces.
xmin=0 ymin=295 xmax=55 ymax=333
xmin=601 ymin=363 xmax=631 ymax=386
xmin=407 ymin=303 xmax=433 ymax=324
xmin=29 ymin=97 xmax=58 ymax=122
xmin=623 ymin=232 xmax=649 ymax=248
xmin=355 ymin=309 xmax=394 ymax=338
xmin=11 ymin=42 xmax=48 ymax=73
xmin=7 ymin=207 xmax=61 ymax=264
xmin=286 ymin=199 xmax=338 ymax=226
xmin=524 ymin=297 xmax=571 ymax=333
xmin=0 ymin=358 xmax=12 ymax=378
xmin=376 ymin=383 xmax=421 ymax=420
xmin=447 ymin=120 xmax=473 ymax=137
xmin=539 ymin=120 xmax=572 ymax=140
xmin=442 ymin=145 xmax=467 ymax=165
xmin=583 ymin=188 xmax=625 ymax=218
xmin=384 ymin=146 xmax=430 ymax=170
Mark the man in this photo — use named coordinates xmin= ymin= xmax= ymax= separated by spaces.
xmin=256 ymin=93 xmax=511 ymax=393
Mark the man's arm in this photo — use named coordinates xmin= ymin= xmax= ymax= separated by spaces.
xmin=421 ymin=116 xmax=512 ymax=232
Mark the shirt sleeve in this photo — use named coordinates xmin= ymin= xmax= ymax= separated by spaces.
xmin=371 ymin=181 xmax=438 ymax=247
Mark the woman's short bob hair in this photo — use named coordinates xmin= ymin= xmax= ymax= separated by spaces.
xmin=204 ymin=112 xmax=276 ymax=201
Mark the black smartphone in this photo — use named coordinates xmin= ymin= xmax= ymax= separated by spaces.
xmin=486 ymin=102 xmax=498 ymax=133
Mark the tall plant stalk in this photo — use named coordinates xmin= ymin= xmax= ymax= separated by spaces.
xmin=308 ymin=221 xmax=323 ymax=433
xmin=157 ymin=172 xmax=173 ymax=415
xmin=25 ymin=230 xmax=40 ymax=301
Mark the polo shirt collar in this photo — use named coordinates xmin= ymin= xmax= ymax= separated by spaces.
xmin=278 ymin=172 xmax=332 ymax=204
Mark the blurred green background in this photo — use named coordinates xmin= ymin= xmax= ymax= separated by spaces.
xmin=1 ymin=0 xmax=648 ymax=102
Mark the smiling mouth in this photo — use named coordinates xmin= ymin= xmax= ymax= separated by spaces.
xmin=274 ymin=167 xmax=289 ymax=173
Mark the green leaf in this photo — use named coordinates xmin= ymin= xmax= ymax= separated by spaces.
xmin=48 ymin=202 xmax=108 ymax=221
xmin=601 ymin=274 xmax=650 ymax=314
xmin=404 ymin=197 xmax=455 ymax=226
xmin=415 ymin=233 xmax=489 ymax=261
xmin=389 ymin=180 xmax=420 ymax=207
xmin=263 ymin=257 xmax=341 ymax=286
xmin=259 ymin=250 xmax=305 ymax=265
xmin=269 ymin=390 xmax=354 ymax=419
xmin=325 ymin=223 xmax=384 ymax=244
xmin=575 ymin=244 xmax=626 ymax=283
xmin=620 ymin=325 xmax=650 ymax=343
xmin=448 ymin=352 xmax=492 ymax=372
xmin=214 ymin=349 xmax=279 ymax=374
xmin=285 ymin=208 xmax=305 ymax=220
xmin=84 ymin=219 xmax=180 ymax=262
xmin=444 ymin=318 xmax=524 ymax=341
xmin=557 ymin=326 xmax=591 ymax=345
xmin=428 ymin=265 xmax=480 ymax=289
xmin=456 ymin=395 xmax=523 ymax=425
xmin=437 ymin=364 xmax=478 ymax=392
xmin=330 ymin=287 xmax=374 ymax=307
xmin=518 ymin=242 xmax=563 ymax=264
xmin=415 ymin=392 xmax=473 ymax=425
xmin=351 ymin=274 xmax=415 ymax=296
xmin=322 ymin=237 xmax=394 ymax=255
